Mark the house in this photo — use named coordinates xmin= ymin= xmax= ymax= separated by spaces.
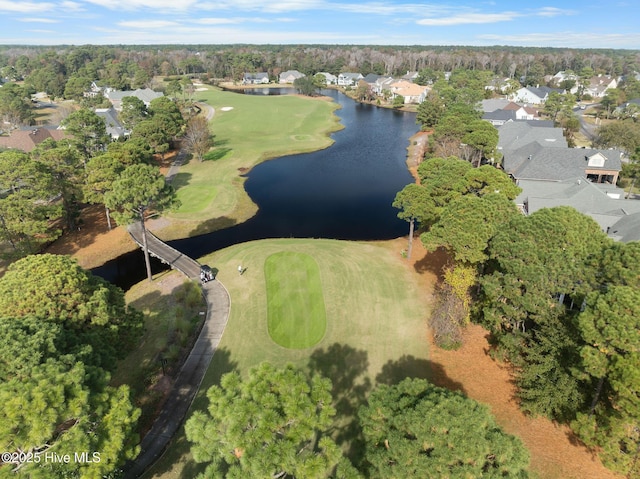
xmin=583 ymin=75 xmax=618 ymax=98
xmin=485 ymin=77 xmax=512 ymax=94
xmin=388 ymin=80 xmax=429 ymax=104
xmin=498 ymin=121 xmax=566 ymax=153
xmin=337 ymin=73 xmax=363 ymax=86
xmin=95 ymin=107 xmax=130 ymax=140
xmin=316 ymin=72 xmax=337 ymax=85
xmin=105 ymin=88 xmax=163 ymax=111
xmin=509 ymin=86 xmax=558 ymax=104
xmin=372 ymin=76 xmax=395 ymax=96
xmin=402 ymin=71 xmax=419 ymax=82
xmin=0 ymin=126 xmax=67 ymax=152
xmin=361 ymin=73 xmax=384 ymax=85
xmin=242 ymin=72 xmax=269 ymax=85
xmin=515 ymin=176 xmax=640 ymax=241
xmin=483 ymin=110 xmax=518 ymax=126
xmin=482 ymin=101 xmax=539 ymax=126
xmin=279 ymin=70 xmax=305 ymax=84
xmin=498 ymin=131 xmax=622 ymax=185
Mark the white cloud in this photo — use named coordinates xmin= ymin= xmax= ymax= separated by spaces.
xmin=0 ymin=1 xmax=56 ymax=13
xmin=192 ymin=18 xmax=241 ymax=25
xmin=535 ymin=7 xmax=574 ymax=17
xmin=18 ymin=17 xmax=60 ymax=23
xmin=117 ymin=20 xmax=180 ymax=28
xmin=81 ymin=0 xmax=198 ymax=10
xmin=60 ymin=1 xmax=86 ymax=12
xmin=417 ymin=12 xmax=520 ymax=26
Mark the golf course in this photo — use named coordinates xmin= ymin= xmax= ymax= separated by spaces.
xmin=140 ymin=238 xmax=430 ymax=478
xmin=158 ymin=87 xmax=343 ymax=240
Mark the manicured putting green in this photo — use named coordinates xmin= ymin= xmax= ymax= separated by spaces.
xmin=265 ymin=251 xmax=326 ymax=349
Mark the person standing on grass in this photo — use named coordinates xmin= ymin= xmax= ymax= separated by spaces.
xmin=238 ymin=265 xmax=243 ymax=275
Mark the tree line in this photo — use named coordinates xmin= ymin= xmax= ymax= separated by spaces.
xmin=394 ymin=157 xmax=640 ymax=477
xmin=1 ymin=44 xmax=639 ymax=100
xmin=185 ymin=362 xmax=531 ymax=478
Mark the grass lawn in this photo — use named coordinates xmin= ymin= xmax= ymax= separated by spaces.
xmin=142 ymin=238 xmax=431 ymax=478
xmin=159 ymin=87 xmax=342 ymax=240
xmin=265 ymin=251 xmax=327 ymax=348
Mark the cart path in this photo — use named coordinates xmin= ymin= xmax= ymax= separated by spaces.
xmin=121 ymin=223 xmax=230 ymax=478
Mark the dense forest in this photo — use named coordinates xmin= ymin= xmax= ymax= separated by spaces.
xmin=1 ymin=44 xmax=639 ymax=96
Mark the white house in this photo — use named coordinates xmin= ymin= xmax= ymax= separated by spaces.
xmin=337 ymin=72 xmax=363 ymax=86
xmin=509 ymin=86 xmax=557 ymax=105
xmin=316 ymin=72 xmax=337 ymax=85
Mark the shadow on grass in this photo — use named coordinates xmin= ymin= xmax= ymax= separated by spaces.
xmin=375 ymin=354 xmax=466 ymax=394
xmin=307 ymin=343 xmax=371 ymax=469
xmin=169 ymin=172 xmax=193 ymax=191
xmin=203 ymin=147 xmax=232 ymax=162
xmin=188 ymin=215 xmax=237 ymax=237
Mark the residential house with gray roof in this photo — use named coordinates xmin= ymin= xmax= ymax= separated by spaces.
xmin=105 ymin=88 xmax=163 ymax=111
xmin=95 ymin=107 xmax=130 ymax=140
xmin=515 ymin=177 xmax=640 ymax=242
xmin=242 ymin=72 xmax=269 ymax=84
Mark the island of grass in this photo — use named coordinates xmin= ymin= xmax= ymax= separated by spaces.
xmin=157 ymin=87 xmax=343 ymax=241
xmin=265 ymin=251 xmax=326 ymax=349
xmin=140 ymin=238 xmax=430 ymax=479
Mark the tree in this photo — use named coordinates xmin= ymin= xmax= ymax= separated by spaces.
xmin=84 ymin=153 xmax=126 ymax=229
xmin=119 ymin=95 xmax=148 ymax=129
xmin=359 ymin=378 xmax=530 ymax=478
xmin=416 ymin=91 xmax=445 ymax=130
xmin=105 ymin=163 xmax=179 ymax=282
xmin=32 ymin=139 xmax=85 ymax=231
xmin=595 ymin=120 xmax=640 ymax=157
xmin=0 ymin=254 xmax=143 ymax=368
xmin=186 ymin=363 xmax=358 ymax=479
xmin=0 ymin=151 xmax=60 ymax=258
xmin=132 ymin=117 xmax=172 ymax=159
xmin=0 ymin=316 xmax=140 ymax=478
xmin=61 ymin=108 xmax=110 ymax=163
xmin=480 ymin=208 xmax=608 ymax=418
xmin=183 ymin=115 xmax=213 ymax=162
xmin=392 ymin=183 xmax=430 ymax=259
xmin=461 ymin=120 xmax=499 ymax=166
xmin=422 ymin=193 xmax=519 ymax=265
xmin=572 ymin=286 xmax=640 ymax=476
xmin=294 ymin=76 xmax=318 ymax=96
xmin=392 ymin=94 xmax=405 ymax=108
xmin=0 ymin=82 xmax=34 ymax=129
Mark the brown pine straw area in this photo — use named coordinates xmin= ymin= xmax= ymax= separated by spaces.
xmin=398 ymin=238 xmax=622 ymax=479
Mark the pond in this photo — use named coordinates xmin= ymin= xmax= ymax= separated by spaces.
xmin=94 ymin=89 xmax=418 ymax=289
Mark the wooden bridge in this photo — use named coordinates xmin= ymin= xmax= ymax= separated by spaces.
xmin=122 ymin=223 xmax=231 ymax=478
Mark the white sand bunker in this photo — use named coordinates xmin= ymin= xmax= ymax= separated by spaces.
xmin=220 ymin=107 xmax=234 ymax=111
xmin=195 ymin=87 xmax=207 ymax=91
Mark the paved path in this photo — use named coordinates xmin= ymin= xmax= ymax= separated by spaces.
xmin=122 ymin=224 xmax=230 ymax=479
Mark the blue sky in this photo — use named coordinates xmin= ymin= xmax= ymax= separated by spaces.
xmin=0 ymin=0 xmax=638 ymax=49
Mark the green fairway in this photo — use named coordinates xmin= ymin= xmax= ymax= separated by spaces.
xmin=159 ymin=87 xmax=342 ymax=240
xmin=265 ymin=251 xmax=326 ymax=348
xmin=142 ymin=238 xmax=430 ymax=479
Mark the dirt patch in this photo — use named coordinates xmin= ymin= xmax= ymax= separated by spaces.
xmin=406 ymin=130 xmax=430 ymax=182
xmin=44 ymin=204 xmax=137 ymax=270
xmin=402 ymin=238 xmax=621 ymax=479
